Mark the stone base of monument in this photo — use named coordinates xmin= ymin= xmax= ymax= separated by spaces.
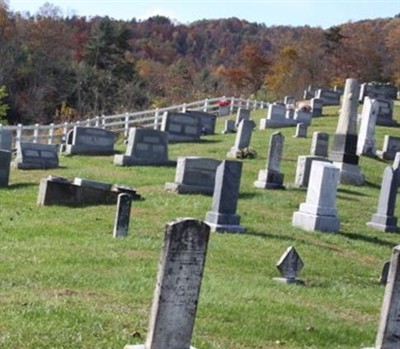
xmin=254 ymin=170 xmax=285 ymax=189
xmin=65 ymin=144 xmax=115 ymax=155
xmin=334 ymin=162 xmax=365 ymax=186
xmin=273 ymin=277 xmax=305 ymax=285
xmin=259 ymin=117 xmax=297 ymax=129
xmin=292 ymin=211 xmax=340 ymax=233
xmin=205 ymin=211 xmax=245 ymax=233
xmin=226 ymin=148 xmax=241 ymax=158
xmin=367 ymin=214 xmax=399 ymax=233
xmin=164 ymin=182 xmax=214 ymax=195
xmin=114 ymin=155 xmax=176 ymax=167
xmin=124 ymin=345 xmax=197 ymax=349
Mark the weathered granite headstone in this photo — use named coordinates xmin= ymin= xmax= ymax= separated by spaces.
xmin=165 ymin=157 xmax=221 ymax=195
xmin=379 ymin=261 xmax=390 ymax=285
xmin=254 ymin=132 xmax=285 ymax=189
xmin=357 ymin=97 xmax=379 ymax=156
xmin=363 ymin=245 xmax=400 ymax=349
xmin=113 ymin=193 xmax=132 ymax=238
xmin=114 ymin=128 xmax=173 ymax=166
xmin=64 ymin=126 xmax=116 ymax=155
xmin=124 ymin=218 xmax=210 ymax=349
xmin=310 ymin=132 xmax=329 ymax=157
xmin=294 ymin=123 xmax=307 ymax=138
xmin=13 ymin=142 xmax=59 ymax=169
xmin=376 ymin=99 xmax=397 ymax=126
xmin=367 ymin=166 xmax=399 ymax=233
xmin=377 ymin=136 xmax=400 ymax=161
xmin=219 ymin=105 xmax=230 ymax=117
xmin=359 ymin=82 xmax=398 ymax=103
xmin=329 ymin=78 xmax=365 ymax=185
xmin=204 ymin=160 xmax=245 ymax=233
xmin=227 ymin=119 xmax=256 ymax=158
xmin=221 ymin=120 xmax=236 ymax=134
xmin=294 ymin=155 xmax=332 ymax=188
xmin=37 ymin=176 xmax=141 ymax=206
xmin=310 ymin=98 xmax=323 ymax=117
xmin=0 ymin=127 xmax=12 ymax=151
xmin=293 ymin=108 xmax=312 ymax=126
xmin=273 ymin=246 xmax=305 ymax=285
xmin=292 ymin=161 xmax=340 ymax=232
xmin=186 ymin=110 xmax=217 ymax=135
xmin=0 ymin=149 xmax=11 ymax=186
xmin=161 ymin=111 xmax=202 ymax=142
xmin=315 ymin=88 xmax=341 ymax=106
xmin=235 ymin=108 xmax=251 ymax=126
xmin=259 ymin=103 xmax=290 ymax=129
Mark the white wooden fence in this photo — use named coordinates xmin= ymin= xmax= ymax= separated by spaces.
xmin=0 ymin=96 xmax=268 ymax=148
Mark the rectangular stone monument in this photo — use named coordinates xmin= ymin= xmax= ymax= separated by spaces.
xmin=64 ymin=126 xmax=116 ymax=155
xmin=114 ymin=128 xmax=173 ymax=166
xmin=363 ymin=245 xmax=400 ymax=349
xmin=0 ymin=127 xmax=12 ymax=151
xmin=377 ymin=136 xmax=400 ymax=161
xmin=227 ymin=119 xmax=255 ymax=158
xmin=218 ymin=105 xmax=230 ymax=117
xmin=124 ymin=218 xmax=210 ymax=349
xmin=113 ymin=193 xmax=132 ymax=238
xmin=294 ymin=155 xmax=332 ymax=188
xmin=359 ymin=82 xmax=398 ymax=103
xmin=292 ymin=161 xmax=340 ymax=233
xmin=161 ymin=111 xmax=202 ymax=142
xmin=204 ymin=160 xmax=245 ymax=233
xmin=12 ymin=142 xmax=59 ymax=170
xmin=311 ymin=132 xmax=329 ymax=157
xmin=186 ymin=110 xmax=217 ymax=135
xmin=165 ymin=157 xmax=221 ymax=195
xmin=310 ymin=98 xmax=323 ymax=117
xmin=221 ymin=119 xmax=235 ymax=134
xmin=303 ymin=84 xmax=321 ymax=99
xmin=315 ymin=88 xmax=341 ymax=106
xmin=329 ymin=78 xmax=365 ymax=185
xmin=235 ymin=108 xmax=251 ymax=126
xmin=376 ymin=99 xmax=397 ymax=126
xmin=0 ymin=149 xmax=11 ymax=186
xmin=367 ymin=166 xmax=399 ymax=232
xmin=357 ymin=97 xmax=379 ymax=156
xmin=294 ymin=123 xmax=307 ymax=138
xmin=37 ymin=176 xmax=141 ymax=206
xmin=284 ymin=96 xmax=296 ymax=107
xmin=259 ymin=103 xmax=290 ymax=129
xmin=293 ymin=109 xmax=312 ymax=126
xmin=254 ymin=132 xmax=285 ymax=189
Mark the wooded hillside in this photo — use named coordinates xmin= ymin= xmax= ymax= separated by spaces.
xmin=0 ymin=2 xmax=399 ymax=124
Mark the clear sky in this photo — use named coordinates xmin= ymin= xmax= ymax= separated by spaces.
xmin=8 ymin=0 xmax=400 ymax=28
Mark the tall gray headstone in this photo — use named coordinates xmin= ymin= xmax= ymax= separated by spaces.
xmin=294 ymin=123 xmax=307 ymax=138
xmin=292 ymin=161 xmax=340 ymax=233
xmin=0 ymin=127 xmax=12 ymax=151
xmin=329 ymin=78 xmax=365 ymax=185
xmin=114 ymin=128 xmax=172 ymax=166
xmin=235 ymin=108 xmax=251 ymax=126
xmin=294 ymin=155 xmax=332 ymax=188
xmin=227 ymin=119 xmax=255 ymax=158
xmin=221 ymin=119 xmax=235 ymax=134
xmin=357 ymin=97 xmax=379 ymax=156
xmin=13 ymin=142 xmax=59 ymax=170
xmin=113 ymin=193 xmax=132 ymax=238
xmin=273 ymin=246 xmax=305 ymax=285
xmin=310 ymin=98 xmax=323 ymax=117
xmin=364 ymin=245 xmax=400 ymax=349
xmin=367 ymin=166 xmax=399 ymax=232
xmin=124 ymin=218 xmax=210 ymax=349
xmin=0 ymin=149 xmax=11 ymax=186
xmin=204 ymin=160 xmax=245 ymax=233
xmin=165 ymin=157 xmax=221 ymax=195
xmin=254 ymin=132 xmax=285 ymax=189
xmin=376 ymin=99 xmax=396 ymax=127
xmin=310 ymin=132 xmax=329 ymax=157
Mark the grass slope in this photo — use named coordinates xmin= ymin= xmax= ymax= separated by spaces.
xmin=1 ymin=103 xmax=400 ymax=349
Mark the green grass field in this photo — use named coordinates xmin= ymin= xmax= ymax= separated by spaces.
xmin=1 ymin=103 xmax=400 ymax=349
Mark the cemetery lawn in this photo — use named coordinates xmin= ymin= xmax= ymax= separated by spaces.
xmin=1 ymin=103 xmax=400 ymax=349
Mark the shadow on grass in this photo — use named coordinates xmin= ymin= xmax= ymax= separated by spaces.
xmin=6 ymin=182 xmax=37 ymax=189
xmin=337 ymin=188 xmax=369 ymax=197
xmin=364 ymin=180 xmax=381 ymax=189
xmin=239 ymin=192 xmax=259 ymax=200
xmin=339 ymin=231 xmax=397 ymax=248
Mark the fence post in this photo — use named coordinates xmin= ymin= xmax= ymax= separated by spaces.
xmin=62 ymin=122 xmax=69 ymax=143
xmin=86 ymin=118 xmax=91 ymax=127
xmin=203 ymin=98 xmax=209 ymax=112
xmin=95 ymin=116 xmax=100 ymax=127
xmin=33 ymin=123 xmax=39 ymax=143
xmin=48 ymin=123 xmax=55 ymax=144
xmin=124 ymin=113 xmax=130 ymax=138
xmin=16 ymin=124 xmax=22 ymax=144
xmin=154 ymin=108 xmax=160 ymax=130
xmin=101 ymin=115 xmax=106 ymax=129
xmin=230 ymin=97 xmax=235 ymax=114
xmin=253 ymin=99 xmax=257 ymax=110
xmin=246 ymin=98 xmax=250 ymax=109
xmin=181 ymin=103 xmax=187 ymax=113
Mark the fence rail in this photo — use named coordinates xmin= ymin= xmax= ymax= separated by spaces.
xmin=0 ymin=96 xmax=268 ymax=148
